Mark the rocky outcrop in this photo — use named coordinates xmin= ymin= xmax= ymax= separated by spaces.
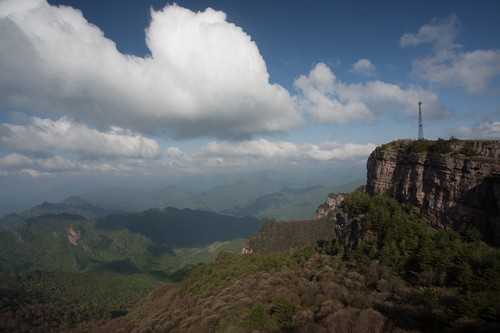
xmin=66 ymin=224 xmax=80 ymax=246
xmin=315 ymin=193 xmax=346 ymax=220
xmin=366 ymin=139 xmax=500 ymax=245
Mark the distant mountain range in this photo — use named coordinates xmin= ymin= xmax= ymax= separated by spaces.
xmin=224 ymin=181 xmax=363 ymax=220
xmin=78 ymin=179 xmax=364 ymax=220
xmin=0 ymin=195 xmax=114 ymax=230
xmin=22 ymin=195 xmax=115 ymax=219
xmin=0 ymin=174 xmax=364 ymax=221
xmin=0 ymin=178 xmax=362 ymax=278
xmin=0 ymin=200 xmax=260 ymax=276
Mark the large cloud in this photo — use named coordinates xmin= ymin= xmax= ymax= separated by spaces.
xmin=0 ymin=0 xmax=300 ymax=139
xmin=401 ymin=14 xmax=500 ymax=94
xmin=294 ymin=63 xmax=447 ymax=123
xmin=0 ymin=117 xmax=160 ymax=159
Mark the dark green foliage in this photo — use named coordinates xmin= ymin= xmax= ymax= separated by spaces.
xmin=271 ymin=298 xmax=297 ymax=330
xmin=244 ymin=303 xmax=279 ymax=331
xmin=316 ymin=239 xmax=341 ymax=256
xmin=339 ymin=192 xmax=500 ymax=323
xmin=0 ymin=271 xmax=158 ymax=332
xmin=249 ymin=219 xmax=336 ymax=253
xmin=97 ymin=207 xmax=261 ymax=247
xmin=244 ymin=298 xmax=297 ymax=331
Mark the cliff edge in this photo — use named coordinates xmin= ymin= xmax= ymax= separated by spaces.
xmin=366 ymin=139 xmax=500 ymax=245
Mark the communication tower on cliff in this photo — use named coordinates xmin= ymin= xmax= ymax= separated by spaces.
xmin=418 ymin=101 xmax=424 ymax=140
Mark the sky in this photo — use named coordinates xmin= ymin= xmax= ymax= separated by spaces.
xmin=0 ymin=0 xmax=499 ymax=209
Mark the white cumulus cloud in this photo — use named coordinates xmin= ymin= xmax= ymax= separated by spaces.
xmin=351 ymin=58 xmax=376 ymax=76
xmin=294 ymin=63 xmax=447 ymax=123
xmin=0 ymin=117 xmax=161 ymax=159
xmin=0 ymin=0 xmax=300 ymax=139
xmin=400 ymin=14 xmax=461 ymax=51
xmin=401 ymin=14 xmax=500 ymax=94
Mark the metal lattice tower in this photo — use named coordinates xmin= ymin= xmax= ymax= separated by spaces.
xmin=418 ymin=101 xmax=424 ymax=140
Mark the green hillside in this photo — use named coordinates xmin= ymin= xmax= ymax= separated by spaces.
xmin=0 ymin=207 xmax=257 ymax=276
xmin=0 ymin=207 xmax=252 ymax=332
xmin=84 ymin=192 xmax=500 ymax=333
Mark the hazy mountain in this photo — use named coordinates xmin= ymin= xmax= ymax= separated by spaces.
xmin=78 ymin=178 xmax=364 ymax=220
xmin=224 ymin=180 xmax=364 ymax=220
xmin=78 ymin=175 xmax=287 ymax=213
xmin=21 ymin=196 xmax=114 ymax=219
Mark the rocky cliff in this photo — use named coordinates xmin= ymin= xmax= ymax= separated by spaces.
xmin=366 ymin=139 xmax=500 ymax=245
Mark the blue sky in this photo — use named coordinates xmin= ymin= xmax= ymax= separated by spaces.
xmin=0 ymin=0 xmax=499 ymax=191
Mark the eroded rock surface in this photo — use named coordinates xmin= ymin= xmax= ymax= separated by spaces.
xmin=366 ymin=139 xmax=500 ymax=244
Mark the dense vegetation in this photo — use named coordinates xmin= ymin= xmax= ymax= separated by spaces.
xmin=0 ymin=271 xmax=158 ymax=332
xmin=248 ymin=218 xmax=336 ymax=253
xmin=323 ymin=192 xmax=500 ymax=326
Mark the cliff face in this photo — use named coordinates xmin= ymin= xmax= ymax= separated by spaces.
xmin=366 ymin=139 xmax=500 ymax=245
xmin=315 ymin=193 xmax=346 ymax=220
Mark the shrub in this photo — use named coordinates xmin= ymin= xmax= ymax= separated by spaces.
xmin=271 ymin=298 xmax=297 ymax=330
xmin=244 ymin=303 xmax=279 ymax=331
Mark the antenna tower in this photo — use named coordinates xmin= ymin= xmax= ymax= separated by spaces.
xmin=418 ymin=101 xmax=424 ymax=140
